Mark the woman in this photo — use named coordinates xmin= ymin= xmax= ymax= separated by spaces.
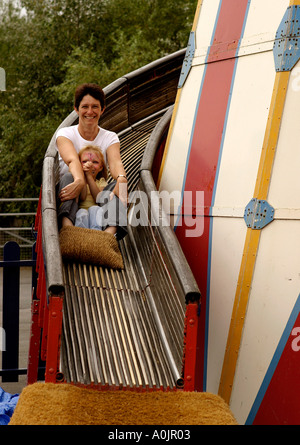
xmin=55 ymin=83 xmax=127 ymax=239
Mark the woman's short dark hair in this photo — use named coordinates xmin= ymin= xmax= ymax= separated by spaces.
xmin=74 ymin=83 xmax=106 ymax=110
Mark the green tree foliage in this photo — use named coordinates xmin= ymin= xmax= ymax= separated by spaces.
xmin=0 ymin=0 xmax=197 ymax=200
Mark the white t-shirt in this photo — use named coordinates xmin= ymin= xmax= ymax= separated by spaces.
xmin=55 ymin=124 xmax=119 ymax=177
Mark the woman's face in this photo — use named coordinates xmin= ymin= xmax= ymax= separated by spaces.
xmin=75 ymin=94 xmax=104 ymax=125
xmin=81 ymin=151 xmax=103 ymax=177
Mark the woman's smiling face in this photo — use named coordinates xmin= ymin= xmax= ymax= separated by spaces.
xmin=76 ymin=94 xmax=104 ymax=125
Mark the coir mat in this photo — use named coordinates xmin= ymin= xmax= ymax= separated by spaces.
xmin=9 ymin=383 xmax=237 ymax=425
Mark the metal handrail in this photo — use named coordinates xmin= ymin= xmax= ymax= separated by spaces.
xmin=140 ymin=107 xmax=201 ymax=304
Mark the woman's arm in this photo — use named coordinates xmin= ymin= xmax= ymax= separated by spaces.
xmin=57 ymin=136 xmax=85 ymax=201
xmin=106 ymin=142 xmax=128 ymax=205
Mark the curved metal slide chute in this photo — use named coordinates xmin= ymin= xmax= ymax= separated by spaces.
xmin=31 ymin=49 xmax=201 ymax=390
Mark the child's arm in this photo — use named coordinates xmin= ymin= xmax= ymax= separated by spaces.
xmin=85 ymin=172 xmax=105 ymax=202
xmin=80 ymin=183 xmax=87 ymax=201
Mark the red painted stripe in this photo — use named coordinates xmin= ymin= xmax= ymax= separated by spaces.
xmin=252 ymin=302 xmax=300 ymax=425
xmin=209 ymin=0 xmax=252 ymax=63
xmin=176 ymin=0 xmax=249 ymax=391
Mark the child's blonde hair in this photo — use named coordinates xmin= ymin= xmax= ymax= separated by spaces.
xmin=78 ymin=145 xmax=108 ymax=180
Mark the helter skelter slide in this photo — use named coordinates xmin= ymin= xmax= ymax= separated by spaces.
xmin=28 ymin=47 xmax=202 ymax=394
xmin=21 ymin=0 xmax=300 ymax=425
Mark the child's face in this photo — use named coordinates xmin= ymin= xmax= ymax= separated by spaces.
xmin=81 ymin=151 xmax=103 ymax=177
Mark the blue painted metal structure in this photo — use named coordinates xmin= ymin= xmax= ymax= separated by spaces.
xmin=274 ymin=5 xmax=300 ymax=71
xmin=178 ymin=32 xmax=195 ymax=88
xmin=244 ymin=199 xmax=275 ymax=230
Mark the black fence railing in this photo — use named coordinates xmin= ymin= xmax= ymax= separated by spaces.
xmin=0 ymin=198 xmax=39 ymax=261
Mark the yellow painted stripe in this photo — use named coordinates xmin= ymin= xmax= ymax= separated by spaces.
xmin=191 ymin=0 xmax=203 ymax=32
xmin=254 ymin=72 xmax=290 ymax=199
xmin=218 ymin=228 xmax=260 ymax=403
xmin=218 ymin=42 xmax=292 ymax=404
xmin=157 ymin=88 xmax=182 ymax=188
xmin=157 ymin=0 xmax=203 ymax=187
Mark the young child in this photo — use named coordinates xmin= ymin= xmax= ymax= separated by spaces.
xmin=75 ymin=145 xmax=108 ymax=230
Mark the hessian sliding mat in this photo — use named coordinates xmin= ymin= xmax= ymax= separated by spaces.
xmin=9 ymin=383 xmax=237 ymax=425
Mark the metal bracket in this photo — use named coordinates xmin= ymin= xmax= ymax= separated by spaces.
xmin=273 ymin=5 xmax=300 ymax=72
xmin=178 ymin=32 xmax=195 ymax=88
xmin=244 ymin=199 xmax=275 ymax=230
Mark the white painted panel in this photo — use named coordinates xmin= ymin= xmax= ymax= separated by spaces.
xmin=213 ymin=50 xmax=276 ymax=209
xmin=230 ymin=220 xmax=300 ymax=424
xmin=241 ymin=0 xmax=288 ymax=44
xmin=268 ymin=61 xmax=300 ymax=210
xmin=194 ymin=0 xmax=221 ymax=58
xmin=206 ymin=217 xmax=247 ymax=394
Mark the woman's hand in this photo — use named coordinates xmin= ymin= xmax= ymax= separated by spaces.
xmin=59 ymin=178 xmax=85 ymax=201
xmin=56 ymin=136 xmax=85 ymax=201
xmin=112 ymin=177 xmax=128 ymax=206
